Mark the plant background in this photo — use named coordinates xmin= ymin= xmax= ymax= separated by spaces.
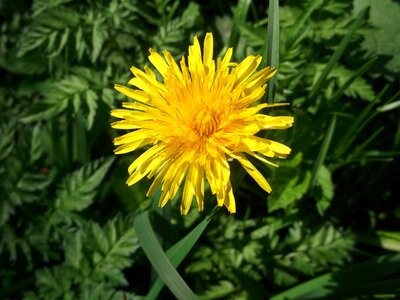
xmin=1 ymin=0 xmax=399 ymax=299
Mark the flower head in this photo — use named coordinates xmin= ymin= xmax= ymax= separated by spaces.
xmin=111 ymin=33 xmax=294 ymax=215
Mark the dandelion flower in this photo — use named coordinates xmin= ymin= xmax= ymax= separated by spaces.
xmin=111 ymin=33 xmax=294 ymax=215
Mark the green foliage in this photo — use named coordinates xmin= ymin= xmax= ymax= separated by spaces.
xmin=1 ymin=0 xmax=399 ymax=299
xmin=354 ymin=0 xmax=400 ymax=76
xmin=56 ymin=157 xmax=114 ymax=212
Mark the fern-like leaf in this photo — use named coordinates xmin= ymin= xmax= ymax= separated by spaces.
xmin=56 ymin=157 xmax=114 ymax=212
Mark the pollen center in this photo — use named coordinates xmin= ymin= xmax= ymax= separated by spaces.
xmin=193 ymin=109 xmax=219 ymax=137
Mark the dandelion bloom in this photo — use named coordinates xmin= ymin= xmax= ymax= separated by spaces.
xmin=111 ymin=33 xmax=293 ymax=215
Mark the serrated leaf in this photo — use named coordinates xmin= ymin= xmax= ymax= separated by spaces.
xmin=35 ymin=266 xmax=74 ymax=298
xmin=200 ymin=281 xmax=235 ymax=300
xmin=50 ymin=27 xmax=70 ymax=57
xmin=89 ymin=215 xmax=139 ymax=286
xmin=0 ymin=126 xmax=14 ymax=161
xmin=55 ymin=157 xmax=114 ymax=212
xmin=180 ymin=2 xmax=200 ymax=27
xmin=30 ymin=124 xmax=44 ymax=163
xmin=314 ymin=165 xmax=334 ymax=215
xmin=268 ymin=171 xmax=311 ymax=212
xmin=85 ymin=89 xmax=98 ymax=129
xmin=17 ymin=173 xmax=52 ymax=192
xmin=64 ymin=230 xmax=83 ymax=268
xmin=92 ymin=18 xmax=107 ymax=63
xmin=340 ymin=76 xmax=375 ymax=101
xmin=32 ymin=0 xmax=73 ymax=17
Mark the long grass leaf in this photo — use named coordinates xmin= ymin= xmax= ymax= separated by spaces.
xmin=351 ymin=126 xmax=384 ymax=157
xmin=356 ymin=231 xmax=400 ymax=252
xmin=134 ymin=211 xmax=197 ymax=300
xmin=227 ymin=0 xmax=251 ymax=49
xmin=145 ymin=208 xmax=217 ymax=300
xmin=266 ymin=0 xmax=279 ymax=103
xmin=271 ymin=253 xmax=400 ymax=300
xmin=288 ymin=0 xmax=323 ymax=44
xmin=310 ymin=115 xmax=336 ymax=189
xmin=306 ymin=8 xmax=368 ymax=105
xmin=334 ymin=85 xmax=389 ymax=157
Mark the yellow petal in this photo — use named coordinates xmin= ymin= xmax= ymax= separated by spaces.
xmin=113 ymin=129 xmax=151 ymax=146
xmin=111 ymin=120 xmax=142 ymax=130
xmin=188 ymin=35 xmax=203 ymax=75
xmin=113 ymin=139 xmax=151 ymax=155
xmin=126 ymin=154 xmax=166 ymax=186
xmin=127 ymin=145 xmax=165 ymax=174
xmin=244 ymin=67 xmax=276 ymax=93
xmin=221 ymin=47 xmax=233 ymax=67
xmin=193 ymin=166 xmax=205 ymax=212
xmin=163 ymin=50 xmax=183 ymax=80
xmin=114 ymin=84 xmax=150 ymax=103
xmin=232 ymin=55 xmax=262 ymax=86
xmin=148 ymin=48 xmax=168 ymax=78
xmin=236 ymin=154 xmax=272 ymax=193
xmin=256 ymin=115 xmax=294 ymax=130
xmin=203 ymin=33 xmax=214 ymax=76
xmin=224 ymin=181 xmax=236 ymax=213
xmin=181 ymin=165 xmax=195 ymax=215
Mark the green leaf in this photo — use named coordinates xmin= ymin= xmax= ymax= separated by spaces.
xmin=200 ymin=280 xmax=235 ymax=300
xmin=17 ymin=173 xmax=52 ymax=193
xmin=0 ymin=125 xmax=14 ymax=162
xmin=356 ymin=230 xmax=400 ymax=252
xmin=180 ymin=2 xmax=200 ymax=27
xmin=30 ymin=124 xmax=44 ymax=163
xmin=64 ymin=230 xmax=83 ymax=269
xmin=228 ymin=0 xmax=251 ymax=49
xmin=333 ymin=85 xmax=389 ymax=158
xmin=377 ymin=99 xmax=400 ymax=112
xmin=50 ymin=27 xmax=70 ymax=57
xmin=306 ymin=8 xmax=368 ymax=104
xmin=310 ymin=115 xmax=336 ymax=189
xmin=92 ymin=18 xmax=107 ymax=63
xmin=32 ymin=0 xmax=73 ymax=17
xmin=314 ymin=165 xmax=334 ymax=215
xmin=55 ymin=157 xmax=114 ymax=212
xmin=134 ymin=211 xmax=197 ymax=300
xmin=354 ymin=0 xmax=400 ymax=75
xmin=266 ymin=0 xmax=279 ymax=103
xmin=268 ymin=171 xmax=311 ymax=212
xmin=146 ymin=208 xmax=216 ymax=299
xmin=271 ymin=253 xmax=400 ymax=300
xmin=89 ymin=215 xmax=139 ymax=286
xmin=329 ymin=57 xmax=377 ymax=103
xmin=34 ymin=266 xmax=74 ymax=299
xmin=85 ymin=89 xmax=98 ymax=129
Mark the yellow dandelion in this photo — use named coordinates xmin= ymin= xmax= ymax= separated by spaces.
xmin=111 ymin=32 xmax=294 ymax=215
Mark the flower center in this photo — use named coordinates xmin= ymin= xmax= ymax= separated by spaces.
xmin=193 ymin=109 xmax=219 ymax=137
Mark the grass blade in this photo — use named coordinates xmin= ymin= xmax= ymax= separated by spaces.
xmin=310 ymin=115 xmax=336 ymax=189
xmin=145 ymin=208 xmax=217 ymax=300
xmin=134 ymin=211 xmax=197 ymax=300
xmin=333 ymin=85 xmax=390 ymax=158
xmin=227 ymin=0 xmax=251 ymax=49
xmin=356 ymin=231 xmax=400 ymax=252
xmin=306 ymin=7 xmax=368 ymax=105
xmin=271 ymin=253 xmax=400 ymax=300
xmin=266 ymin=0 xmax=279 ymax=103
